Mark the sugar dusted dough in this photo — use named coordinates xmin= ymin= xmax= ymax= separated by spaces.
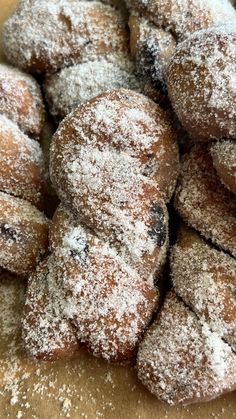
xmin=0 ymin=0 xmax=236 ymax=417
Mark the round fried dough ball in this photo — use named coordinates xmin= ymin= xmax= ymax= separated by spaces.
xmin=0 ymin=63 xmax=45 ymax=137
xmin=126 ymin=0 xmax=236 ymax=42
xmin=167 ymin=26 xmax=236 ymax=141
xmin=0 ymin=115 xmax=46 ymax=209
xmin=50 ymin=199 xmax=168 ymax=285
xmin=44 ymin=55 xmax=143 ymax=119
xmin=137 ymin=291 xmax=236 ymax=405
xmin=3 ymin=0 xmax=129 ymax=73
xmin=0 ymin=192 xmax=49 ymax=276
xmin=50 ymin=89 xmax=179 ymax=206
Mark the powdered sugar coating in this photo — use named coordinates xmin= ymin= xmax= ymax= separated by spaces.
xmin=126 ymin=0 xmax=236 ymax=41
xmin=210 ymin=140 xmax=236 ymax=195
xmin=174 ymin=145 xmax=236 ymax=258
xmin=44 ymin=55 xmax=143 ymax=119
xmin=171 ymin=226 xmax=236 ymax=352
xmin=137 ymin=291 xmax=236 ymax=405
xmin=167 ymin=26 xmax=236 ymax=141
xmin=3 ymin=0 xmax=129 ymax=73
xmin=0 ymin=191 xmax=49 ymax=276
xmin=0 ymin=63 xmax=45 ymax=137
xmin=22 ymin=256 xmax=78 ymax=361
xmin=0 ymin=115 xmax=46 ymax=209
xmin=50 ymin=89 xmax=179 ymax=205
xmin=49 ymin=218 xmax=159 ymax=363
xmin=50 ymin=90 xmax=179 ymax=282
xmin=51 ymin=200 xmax=168 ymax=284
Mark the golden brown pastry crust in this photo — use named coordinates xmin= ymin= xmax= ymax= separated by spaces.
xmin=137 ymin=291 xmax=236 ymax=405
xmin=22 ymin=256 xmax=79 ymax=361
xmin=126 ymin=0 xmax=236 ymax=41
xmin=3 ymin=0 xmax=129 ymax=73
xmin=0 ymin=115 xmax=46 ymax=209
xmin=167 ymin=27 xmax=236 ymax=141
xmin=49 ymin=205 xmax=159 ymax=364
xmin=0 ymin=63 xmax=45 ymax=137
xmin=171 ymin=225 xmax=236 ymax=352
xmin=210 ymin=140 xmax=236 ymax=195
xmin=0 ymin=192 xmax=49 ymax=276
xmin=174 ymin=144 xmax=236 ymax=257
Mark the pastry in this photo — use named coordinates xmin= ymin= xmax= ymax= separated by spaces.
xmin=0 ymin=192 xmax=49 ymax=276
xmin=0 ymin=63 xmax=45 ymax=137
xmin=210 ymin=140 xmax=236 ymax=195
xmin=0 ymin=115 xmax=46 ymax=209
xmin=174 ymin=144 xmax=236 ymax=257
xmin=137 ymin=291 xmax=236 ymax=405
xmin=126 ymin=0 xmax=236 ymax=42
xmin=171 ymin=225 xmax=236 ymax=352
xmin=3 ymin=0 xmax=129 ymax=73
xmin=167 ymin=26 xmax=236 ymax=141
xmin=22 ymin=256 xmax=79 ymax=361
xmin=44 ymin=55 xmax=142 ymax=119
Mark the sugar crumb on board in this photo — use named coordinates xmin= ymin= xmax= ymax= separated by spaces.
xmin=0 ymin=259 xmax=235 ymax=419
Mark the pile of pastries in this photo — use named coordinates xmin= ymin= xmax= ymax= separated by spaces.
xmin=1 ymin=0 xmax=236 ymax=406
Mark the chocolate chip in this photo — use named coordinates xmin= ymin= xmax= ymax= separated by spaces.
xmin=148 ymin=203 xmax=167 ymax=246
xmin=0 ymin=223 xmax=22 ymax=243
xmin=142 ymin=153 xmax=156 ymax=176
xmin=138 ymin=40 xmax=167 ymax=93
xmin=70 ymin=243 xmax=89 ymax=266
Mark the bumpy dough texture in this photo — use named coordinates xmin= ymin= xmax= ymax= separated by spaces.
xmin=174 ymin=144 xmax=236 ymax=258
xmin=171 ymin=225 xmax=236 ymax=352
xmin=3 ymin=0 xmax=129 ymax=73
xmin=211 ymin=140 xmax=236 ymax=195
xmin=50 ymin=89 xmax=179 ymax=205
xmin=0 ymin=115 xmax=46 ymax=209
xmin=50 ymin=89 xmax=180 ymax=281
xmin=48 ymin=205 xmax=159 ymax=363
xmin=0 ymin=64 xmax=45 ymax=137
xmin=22 ymin=256 xmax=79 ymax=361
xmin=137 ymin=291 xmax=236 ymax=405
xmin=126 ymin=0 xmax=236 ymax=41
xmin=167 ymin=26 xmax=236 ymax=141
xmin=50 ymin=193 xmax=167 ymax=284
xmin=0 ymin=192 xmax=49 ymax=276
xmin=44 ymin=55 xmax=143 ymax=119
